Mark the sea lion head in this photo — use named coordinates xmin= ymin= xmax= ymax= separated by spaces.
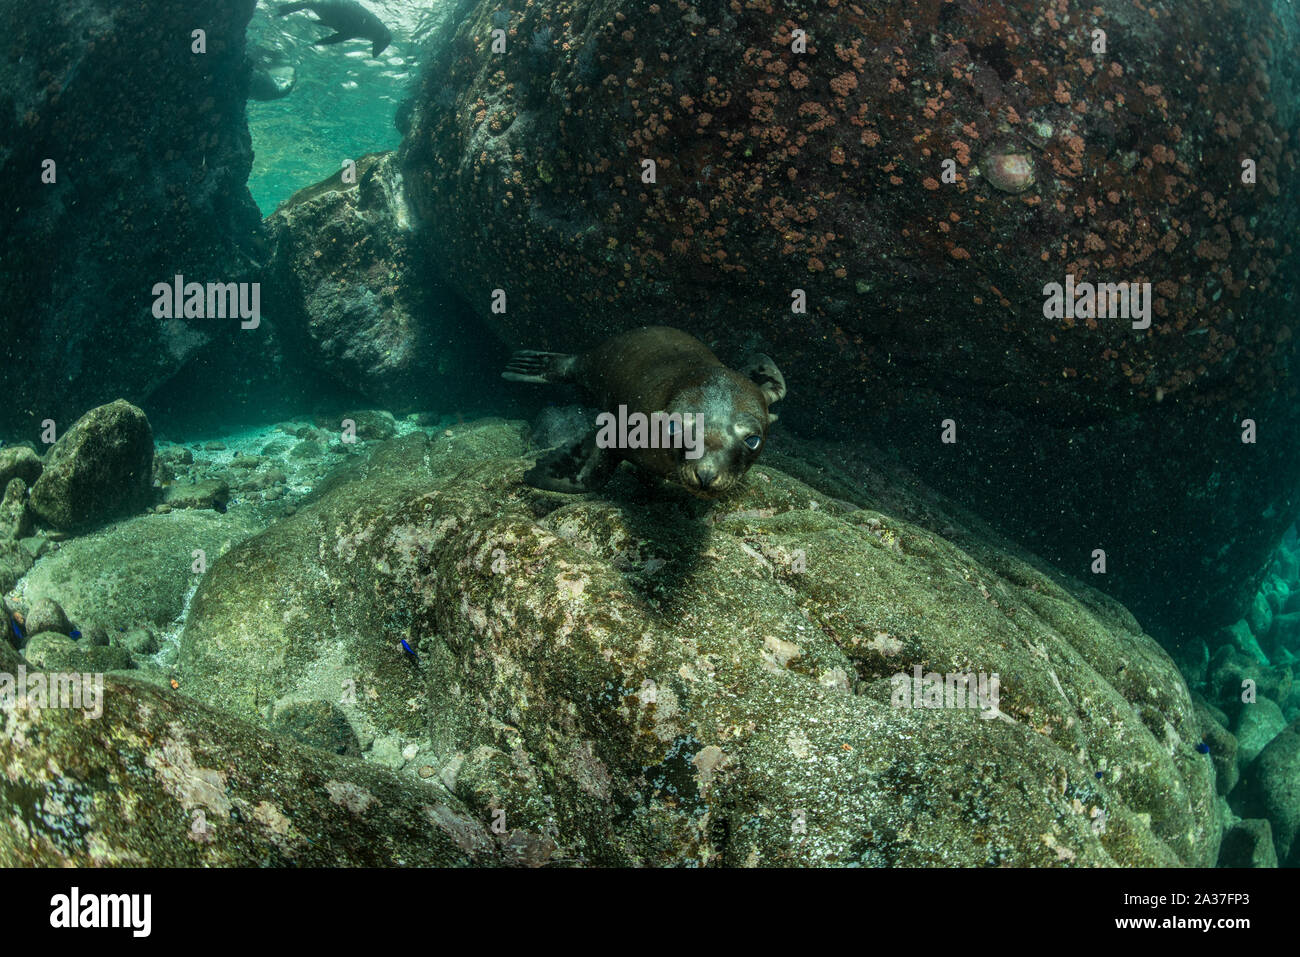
xmin=660 ymin=355 xmax=786 ymax=499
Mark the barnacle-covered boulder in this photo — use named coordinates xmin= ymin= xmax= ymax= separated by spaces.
xmin=178 ymin=421 xmax=1219 ymax=866
xmin=401 ymin=0 xmax=1300 ymax=643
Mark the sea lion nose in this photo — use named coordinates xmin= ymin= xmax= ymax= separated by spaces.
xmin=696 ymin=466 xmax=717 ymax=488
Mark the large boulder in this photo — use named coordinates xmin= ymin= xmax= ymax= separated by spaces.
xmin=28 ymin=400 xmax=154 ymax=529
xmin=0 ymin=0 xmax=271 ymax=436
xmin=262 ymin=151 xmax=509 ymax=416
xmin=0 ymin=676 xmax=501 ymax=866
xmin=400 ymin=0 xmax=1300 ymax=643
xmin=179 ymin=421 xmax=1218 ymax=865
xmin=264 ymin=153 xmax=448 ymax=411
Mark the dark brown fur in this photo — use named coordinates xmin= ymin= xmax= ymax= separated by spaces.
xmin=504 ymin=326 xmax=785 ymax=497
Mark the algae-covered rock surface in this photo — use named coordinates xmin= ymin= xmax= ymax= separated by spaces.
xmin=173 ymin=420 xmax=1219 ymax=866
xmin=0 ymin=675 xmax=498 ymax=866
xmin=14 ymin=508 xmax=263 ymax=637
xmin=29 ymin=400 xmax=155 ymax=530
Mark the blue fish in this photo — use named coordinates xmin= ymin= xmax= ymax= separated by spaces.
xmin=1095 ymin=771 xmax=1104 ymax=779
xmin=10 ymin=618 xmax=22 ymax=643
xmin=400 ymin=638 xmax=419 ymax=664
xmin=1196 ymin=742 xmax=1211 ymax=755
xmin=69 ymin=629 xmax=81 ymax=640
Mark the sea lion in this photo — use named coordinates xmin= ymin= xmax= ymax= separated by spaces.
xmin=277 ymin=1 xmax=393 ymax=58
xmin=247 ymin=44 xmax=297 ymax=101
xmin=503 ymin=326 xmax=786 ymax=498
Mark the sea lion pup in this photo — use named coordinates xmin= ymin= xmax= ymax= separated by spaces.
xmin=277 ymin=1 xmax=393 ymax=58
xmin=503 ymin=326 xmax=786 ymax=498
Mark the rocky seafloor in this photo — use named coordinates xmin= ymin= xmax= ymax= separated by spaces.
xmin=1 ymin=398 xmax=1296 ymax=867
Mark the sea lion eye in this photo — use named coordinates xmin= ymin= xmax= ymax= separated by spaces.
xmin=744 ymin=434 xmax=762 ymax=451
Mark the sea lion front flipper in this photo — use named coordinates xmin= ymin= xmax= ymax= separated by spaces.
xmin=523 ymin=431 xmax=618 ymax=493
xmin=502 ymin=350 xmax=577 ymax=385
xmin=741 ymin=353 xmax=787 ymax=406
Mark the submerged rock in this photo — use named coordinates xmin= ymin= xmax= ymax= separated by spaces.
xmin=0 ymin=676 xmax=499 ymax=866
xmin=179 ymin=422 xmax=1218 ymax=865
xmin=315 ymin=409 xmax=399 ymax=442
xmin=22 ymin=597 xmax=71 ymax=638
xmin=22 ymin=632 xmax=131 ymax=673
xmin=162 ymin=479 xmax=231 ymax=512
xmin=273 ymin=700 xmax=363 ymax=757
xmin=263 ymin=152 xmax=485 ymax=413
xmin=120 ymin=627 xmax=158 ymax=656
xmin=1238 ymin=720 xmax=1300 ymax=866
xmin=1234 ymin=698 xmax=1288 ymax=767
xmin=0 ymin=539 xmax=33 ymax=596
xmin=402 ymin=0 xmax=1300 ymax=646
xmin=0 ymin=447 xmax=41 ymax=490
xmin=1194 ymin=697 xmax=1238 ymax=797
xmin=0 ymin=0 xmax=267 ymax=435
xmin=0 ymin=478 xmax=31 ymax=540
xmin=15 ymin=507 xmax=263 ymax=636
xmin=1217 ymin=818 xmax=1278 ymax=868
xmin=29 ymin=400 xmax=154 ymax=530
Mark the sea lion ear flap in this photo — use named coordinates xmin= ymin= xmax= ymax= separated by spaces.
xmin=742 ymin=353 xmax=787 ymax=406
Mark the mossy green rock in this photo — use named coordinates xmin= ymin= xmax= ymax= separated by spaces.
xmin=1217 ymin=818 xmax=1278 ymax=868
xmin=0 ymin=447 xmax=42 ymax=490
xmin=16 ymin=508 xmax=263 ymax=635
xmin=23 ymin=596 xmax=71 ymax=636
xmin=1239 ymin=719 xmax=1300 ymax=866
xmin=0 ymin=676 xmax=499 ymax=865
xmin=29 ymin=400 xmax=154 ymax=530
xmin=1194 ymin=697 xmax=1239 ymax=796
xmin=0 ymin=478 xmax=32 ymax=540
xmin=179 ymin=421 xmax=1217 ymax=866
xmin=162 ymin=479 xmax=230 ymax=511
xmin=182 ymin=426 xmax=528 ymax=752
xmin=22 ymin=632 xmax=131 ymax=672
xmin=273 ymin=699 xmax=362 ymax=757
xmin=0 ymin=538 xmax=33 ymax=595
xmin=1235 ymin=698 xmax=1287 ymax=766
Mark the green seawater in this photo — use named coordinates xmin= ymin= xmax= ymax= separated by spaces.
xmin=246 ymin=1 xmax=415 ymax=213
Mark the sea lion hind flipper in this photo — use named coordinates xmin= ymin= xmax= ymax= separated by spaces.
xmin=502 ymin=350 xmax=577 ymax=385
xmin=740 ymin=352 xmax=787 ymax=405
xmin=523 ymin=432 xmax=617 ymax=493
